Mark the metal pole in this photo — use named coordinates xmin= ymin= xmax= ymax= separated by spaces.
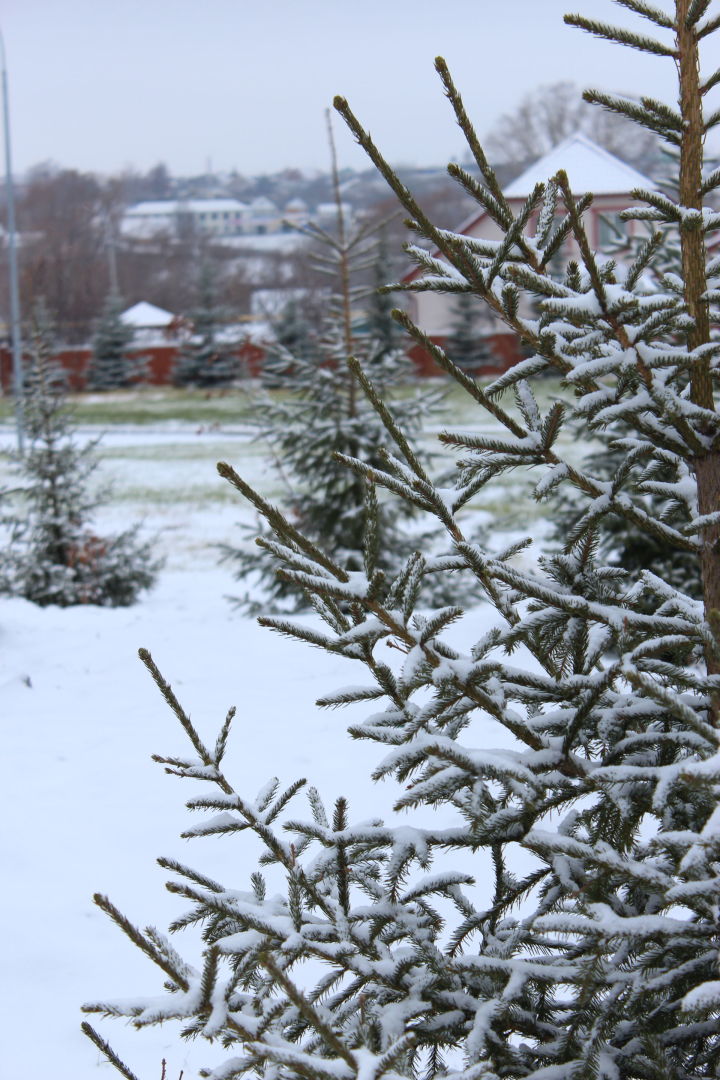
xmin=1 ymin=30 xmax=24 ymax=453
xmin=105 ymin=210 xmax=119 ymax=295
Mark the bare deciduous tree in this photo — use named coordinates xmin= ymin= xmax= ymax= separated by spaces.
xmin=485 ymin=80 xmax=658 ymax=167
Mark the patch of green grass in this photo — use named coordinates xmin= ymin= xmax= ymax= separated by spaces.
xmin=96 ymin=439 xmax=258 ymax=463
xmin=0 ymin=375 xmax=571 ymax=429
xmin=0 ymin=386 xmax=258 ymax=427
xmin=112 ymin=483 xmax=240 ymax=506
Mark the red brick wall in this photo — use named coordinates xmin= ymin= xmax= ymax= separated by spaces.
xmin=0 ymin=336 xmax=517 ymax=391
xmin=0 ymin=341 xmax=268 ymax=392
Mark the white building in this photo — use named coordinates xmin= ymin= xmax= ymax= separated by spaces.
xmin=122 ymin=198 xmax=248 ymax=240
xmin=244 ymin=196 xmax=281 ymax=234
xmin=283 ymin=197 xmax=310 ymax=230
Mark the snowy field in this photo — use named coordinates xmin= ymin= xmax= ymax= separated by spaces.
xmin=0 ymin=386 xmax=569 ymax=1080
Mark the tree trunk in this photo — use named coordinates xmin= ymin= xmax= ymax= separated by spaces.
xmin=677 ymin=0 xmax=720 ymax=684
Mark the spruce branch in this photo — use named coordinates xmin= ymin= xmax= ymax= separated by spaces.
xmin=433 ymin=57 xmax=512 ymax=228
xmin=259 ymin=955 xmax=358 ymax=1069
xmin=138 ymin=648 xmax=233 ymax=796
xmin=217 ymin=461 xmax=349 ymax=581
xmin=389 ymin=308 xmax=542 ymax=424
xmin=88 ymin=894 xmax=190 ymax=992
xmin=615 ymin=0 xmax=676 ymax=27
xmin=703 ymin=106 xmax=720 ymax=130
xmin=686 ymin=0 xmax=712 ymax=26
xmin=564 ymin=13 xmax=678 ymax=55
xmin=554 ymin=172 xmax=606 ymax=310
xmin=214 ymin=707 xmax=235 ymax=766
xmin=334 ymin=96 xmax=447 ymax=256
xmin=697 ymin=13 xmax=720 ymax=38
xmin=701 ymin=66 xmax=720 ymax=95
xmin=81 ymin=1022 xmax=141 ymax=1080
xmin=583 ymin=89 xmax=682 ymax=142
xmin=484 ymin=184 xmax=546 ymax=288
xmin=345 ymin=356 xmax=431 ymax=486
xmin=157 ymin=857 xmax=224 ymax=894
xmin=446 ymin=163 xmax=510 ymax=229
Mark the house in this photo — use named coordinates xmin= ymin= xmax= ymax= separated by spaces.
xmin=120 ymin=301 xmax=176 ymax=338
xmin=402 ymin=133 xmax=657 ymax=374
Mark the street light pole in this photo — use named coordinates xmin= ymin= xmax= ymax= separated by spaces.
xmin=0 ymin=29 xmax=24 ymax=453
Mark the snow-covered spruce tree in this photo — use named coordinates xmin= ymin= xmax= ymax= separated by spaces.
xmin=0 ymin=306 xmax=160 ymax=606
xmin=88 ymin=291 xmax=136 ymax=391
xmin=223 ymin=116 xmax=440 ymax=611
xmin=84 ymin=4 xmax=720 ymax=1078
xmin=173 ymin=261 xmax=238 ymax=388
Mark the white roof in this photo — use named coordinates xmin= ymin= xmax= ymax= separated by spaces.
xmin=126 ymin=198 xmax=246 ymax=216
xmin=503 ymin=132 xmax=655 ymax=198
xmin=180 ymin=198 xmax=247 ymax=214
xmin=120 ymin=301 xmax=175 ymax=327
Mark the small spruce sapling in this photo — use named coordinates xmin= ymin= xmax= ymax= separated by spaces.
xmin=0 ymin=306 xmax=160 ymax=606
xmin=224 ymin=114 xmax=440 ymax=611
xmin=88 ymin=291 xmax=136 ymax=391
xmin=85 ymin=3 xmax=720 ymax=1078
xmin=173 ymin=261 xmax=237 ymax=388
xmin=268 ymin=296 xmax=322 ymax=372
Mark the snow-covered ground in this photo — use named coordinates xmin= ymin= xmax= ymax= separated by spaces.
xmin=0 ymin=409 xmax=543 ymax=1080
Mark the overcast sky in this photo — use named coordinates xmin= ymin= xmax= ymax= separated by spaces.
xmin=4 ymin=0 xmax=720 ymax=178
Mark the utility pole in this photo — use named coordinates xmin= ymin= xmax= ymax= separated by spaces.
xmin=1 ymin=29 xmax=24 ymax=453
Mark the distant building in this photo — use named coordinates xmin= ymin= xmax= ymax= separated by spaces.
xmin=244 ymin=196 xmax=281 ymax=234
xmin=283 ymin=197 xmax=310 ymax=230
xmin=121 ymin=198 xmax=248 ymax=240
xmin=120 ymin=301 xmax=176 ymax=345
xmin=120 ymin=300 xmax=175 ymax=329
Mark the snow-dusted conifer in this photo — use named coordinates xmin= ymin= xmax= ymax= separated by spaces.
xmin=88 ymin=291 xmax=135 ymax=391
xmin=173 ymin=261 xmax=237 ymax=388
xmin=1 ymin=304 xmax=160 ymax=606
xmin=85 ymin=4 xmax=720 ymax=1078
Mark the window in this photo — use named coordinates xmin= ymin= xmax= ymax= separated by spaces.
xmin=597 ymin=211 xmax=626 ymax=250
